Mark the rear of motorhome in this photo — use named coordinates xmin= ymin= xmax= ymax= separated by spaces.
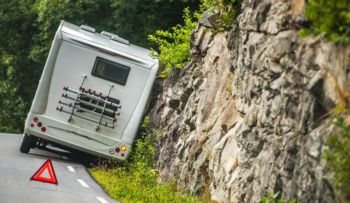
xmin=20 ymin=21 xmax=158 ymax=160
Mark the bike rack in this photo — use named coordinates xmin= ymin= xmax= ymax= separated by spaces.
xmin=57 ymin=75 xmax=122 ymax=131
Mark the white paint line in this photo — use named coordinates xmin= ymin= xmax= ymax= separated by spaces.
xmin=96 ymin=196 xmax=109 ymax=203
xmin=67 ymin=166 xmax=76 ymax=172
xmin=77 ymin=179 xmax=89 ymax=188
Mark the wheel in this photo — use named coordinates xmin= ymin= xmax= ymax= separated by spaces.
xmin=20 ymin=134 xmax=32 ymax=153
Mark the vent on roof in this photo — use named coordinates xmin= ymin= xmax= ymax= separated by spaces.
xmin=101 ymin=31 xmax=119 ymax=38
xmin=111 ymin=36 xmax=129 ymax=45
xmin=80 ymin=25 xmax=95 ymax=33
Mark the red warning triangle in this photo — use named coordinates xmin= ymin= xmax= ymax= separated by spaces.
xmin=30 ymin=159 xmax=58 ymax=185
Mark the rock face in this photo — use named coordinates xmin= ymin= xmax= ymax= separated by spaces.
xmin=150 ymin=0 xmax=350 ymax=202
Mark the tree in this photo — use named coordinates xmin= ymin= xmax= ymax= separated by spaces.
xmin=0 ymin=0 xmax=38 ymax=132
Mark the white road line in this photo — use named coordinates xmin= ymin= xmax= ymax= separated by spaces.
xmin=96 ymin=196 xmax=109 ymax=203
xmin=77 ymin=179 xmax=89 ymax=188
xmin=67 ymin=165 xmax=76 ymax=172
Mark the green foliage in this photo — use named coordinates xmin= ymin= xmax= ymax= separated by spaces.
xmin=0 ymin=0 xmax=39 ymax=132
xmin=261 ymin=192 xmax=296 ymax=203
xmin=324 ymin=115 xmax=350 ymax=200
xmin=148 ymin=8 xmax=199 ymax=78
xmin=298 ymin=29 xmax=312 ymax=38
xmin=31 ymin=0 xmax=112 ymax=63
xmin=203 ymin=0 xmax=241 ymax=31
xmin=0 ymin=81 xmax=26 ymax=132
xmin=303 ymin=0 xmax=350 ymax=43
xmin=149 ymin=0 xmax=240 ymax=78
xmin=90 ymin=117 xmax=203 ymax=203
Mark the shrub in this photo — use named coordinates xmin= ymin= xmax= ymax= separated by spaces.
xmin=148 ymin=8 xmax=199 ymax=78
xmin=301 ymin=0 xmax=350 ymax=43
xmin=149 ymin=0 xmax=240 ymax=78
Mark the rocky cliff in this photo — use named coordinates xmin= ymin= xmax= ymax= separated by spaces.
xmin=150 ymin=0 xmax=350 ymax=202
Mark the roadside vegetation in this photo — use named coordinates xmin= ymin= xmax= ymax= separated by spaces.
xmin=300 ymin=0 xmax=350 ymax=43
xmin=148 ymin=7 xmax=199 ymax=78
xmin=149 ymin=0 xmax=241 ymax=78
xmin=89 ymin=117 xmax=204 ymax=203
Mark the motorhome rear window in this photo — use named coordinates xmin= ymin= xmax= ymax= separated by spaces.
xmin=92 ymin=57 xmax=130 ymax=85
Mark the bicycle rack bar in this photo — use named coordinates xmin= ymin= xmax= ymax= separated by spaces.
xmin=59 ymin=107 xmax=115 ymax=129
xmin=76 ymin=99 xmax=119 ymax=116
xmin=58 ymin=75 xmax=122 ymax=130
xmin=62 ymin=93 xmax=120 ymax=120
xmin=75 ymin=106 xmax=117 ymax=123
xmin=64 ymin=87 xmax=121 ymax=109
xmin=59 ymin=100 xmax=116 ymax=123
xmin=67 ymin=75 xmax=87 ymax=122
xmin=61 ymin=93 xmax=76 ymax=101
xmin=96 ymin=84 xmax=114 ymax=131
xmin=58 ymin=100 xmax=73 ymax=108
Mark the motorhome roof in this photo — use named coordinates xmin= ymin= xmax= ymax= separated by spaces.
xmin=59 ymin=21 xmax=157 ymax=64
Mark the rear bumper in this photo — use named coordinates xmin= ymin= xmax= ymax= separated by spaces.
xmin=24 ymin=112 xmax=131 ymax=160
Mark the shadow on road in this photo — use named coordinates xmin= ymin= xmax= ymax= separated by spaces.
xmin=29 ymin=144 xmax=99 ymax=167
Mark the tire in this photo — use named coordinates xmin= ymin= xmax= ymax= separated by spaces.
xmin=20 ymin=134 xmax=32 ymax=153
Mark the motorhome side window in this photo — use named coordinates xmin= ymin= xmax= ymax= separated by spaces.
xmin=92 ymin=57 xmax=130 ymax=85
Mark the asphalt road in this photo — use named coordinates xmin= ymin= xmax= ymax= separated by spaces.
xmin=0 ymin=133 xmax=119 ymax=203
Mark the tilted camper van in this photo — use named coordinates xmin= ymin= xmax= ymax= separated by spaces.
xmin=20 ymin=21 xmax=158 ymax=160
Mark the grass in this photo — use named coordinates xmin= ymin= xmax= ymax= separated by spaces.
xmin=89 ymin=117 xmax=204 ymax=203
xmin=90 ymin=167 xmax=203 ymax=203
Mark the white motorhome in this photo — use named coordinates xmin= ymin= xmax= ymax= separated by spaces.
xmin=20 ymin=21 xmax=158 ymax=160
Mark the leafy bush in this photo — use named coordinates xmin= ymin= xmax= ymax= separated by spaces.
xmin=149 ymin=0 xmax=240 ymax=78
xmin=324 ymin=113 xmax=350 ymax=200
xmin=90 ymin=117 xmax=203 ymax=203
xmin=301 ymin=0 xmax=350 ymax=43
xmin=148 ymin=8 xmax=199 ymax=78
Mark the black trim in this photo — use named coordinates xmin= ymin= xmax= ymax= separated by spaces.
xmin=91 ymin=57 xmax=130 ymax=86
